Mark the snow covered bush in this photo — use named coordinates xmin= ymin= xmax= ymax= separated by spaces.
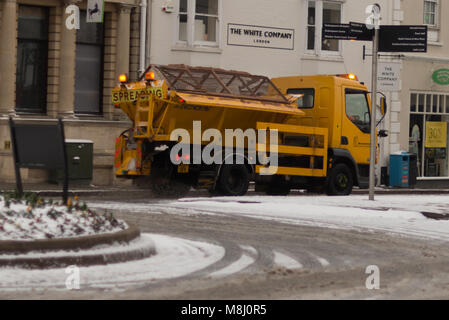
xmin=0 ymin=192 xmax=128 ymax=241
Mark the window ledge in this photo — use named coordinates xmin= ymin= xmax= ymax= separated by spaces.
xmin=14 ymin=112 xmax=49 ymax=118
xmin=171 ymin=45 xmax=222 ymax=54
xmin=302 ymin=53 xmax=344 ymax=62
xmin=74 ymin=114 xmax=105 ymax=121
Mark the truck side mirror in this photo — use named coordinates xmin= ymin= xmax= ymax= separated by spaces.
xmin=380 ymin=96 xmax=387 ymax=116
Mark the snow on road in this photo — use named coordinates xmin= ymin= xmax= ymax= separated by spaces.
xmin=273 ymin=251 xmax=303 ymax=269
xmin=210 ymin=249 xmax=255 ymax=278
xmin=0 ymin=234 xmax=224 ymax=291
xmin=90 ymin=194 xmax=449 ymax=242
xmin=174 ymin=195 xmax=449 ymax=241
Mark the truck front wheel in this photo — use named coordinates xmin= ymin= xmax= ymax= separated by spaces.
xmin=326 ymin=163 xmax=353 ymax=196
xmin=217 ymin=164 xmax=249 ymax=196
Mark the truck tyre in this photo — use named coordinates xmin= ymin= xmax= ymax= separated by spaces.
xmin=217 ymin=164 xmax=249 ymax=196
xmin=326 ymin=163 xmax=353 ymax=195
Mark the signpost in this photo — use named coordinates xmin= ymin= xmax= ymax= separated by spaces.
xmin=349 ymin=22 xmax=374 ymax=41
xmin=323 ymin=22 xmax=374 ymax=41
xmin=369 ymin=23 xmax=379 ymax=201
xmin=322 ymin=5 xmax=427 ymax=200
xmin=379 ymin=25 xmax=427 ymax=52
xmin=322 ymin=23 xmax=351 ymax=40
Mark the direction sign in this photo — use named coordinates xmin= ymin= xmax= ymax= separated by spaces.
xmin=379 ymin=25 xmax=427 ymax=52
xmin=349 ymin=22 xmax=374 ymax=41
xmin=322 ymin=23 xmax=350 ymax=40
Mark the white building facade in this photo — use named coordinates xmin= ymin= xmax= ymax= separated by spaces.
xmin=2 ymin=0 xmax=402 ymax=186
xmin=147 ymin=0 xmax=394 ymax=78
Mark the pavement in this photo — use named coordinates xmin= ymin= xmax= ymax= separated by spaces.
xmin=0 ymin=182 xmax=150 ymax=198
xmin=2 ymin=181 xmax=449 ymax=197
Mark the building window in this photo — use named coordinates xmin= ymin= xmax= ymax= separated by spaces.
xmin=424 ymin=0 xmax=439 ymax=42
xmin=74 ymin=11 xmax=104 ymax=114
xmin=307 ymin=2 xmax=316 ymax=50
xmin=322 ymin=2 xmax=341 ymax=52
xmin=16 ymin=5 xmax=49 ymax=113
xmin=178 ymin=0 xmax=219 ymax=46
xmin=179 ymin=0 xmax=188 ymax=41
xmin=424 ymin=0 xmax=438 ymax=26
xmin=410 ymin=92 xmax=449 ymax=178
xmin=306 ymin=0 xmax=342 ymax=53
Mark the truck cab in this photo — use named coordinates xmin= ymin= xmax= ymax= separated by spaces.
xmin=271 ymin=74 xmax=376 ymax=191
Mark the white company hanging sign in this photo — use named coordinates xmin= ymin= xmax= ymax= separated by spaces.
xmin=227 ymin=23 xmax=294 ymax=50
xmin=377 ymin=62 xmax=401 ymax=92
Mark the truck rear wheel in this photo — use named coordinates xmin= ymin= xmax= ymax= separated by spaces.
xmin=217 ymin=164 xmax=249 ymax=196
xmin=326 ymin=163 xmax=353 ymax=195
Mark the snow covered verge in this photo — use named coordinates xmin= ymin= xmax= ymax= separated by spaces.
xmin=0 ymin=193 xmax=128 ymax=241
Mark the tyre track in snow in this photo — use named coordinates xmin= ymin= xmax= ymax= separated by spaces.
xmin=112 ymin=205 xmax=448 ymax=270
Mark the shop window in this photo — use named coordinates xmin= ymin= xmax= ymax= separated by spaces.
xmin=418 ymin=94 xmax=425 ymax=112
xmin=178 ymin=0 xmax=219 ymax=46
xmin=16 ymin=5 xmax=49 ymax=114
xmin=345 ymin=90 xmax=370 ymax=133
xmin=74 ymin=11 xmax=104 ymax=114
xmin=306 ymin=0 xmax=342 ymax=54
xmin=410 ymin=93 xmax=417 ymax=112
xmin=410 ymin=92 xmax=449 ymax=178
xmin=287 ymin=88 xmax=315 ymax=109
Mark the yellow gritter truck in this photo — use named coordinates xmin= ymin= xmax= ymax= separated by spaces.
xmin=112 ymin=64 xmax=386 ymax=197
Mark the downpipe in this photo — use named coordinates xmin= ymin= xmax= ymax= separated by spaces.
xmin=139 ymin=0 xmax=148 ymax=75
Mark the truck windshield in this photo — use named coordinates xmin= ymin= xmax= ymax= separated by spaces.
xmin=345 ymin=90 xmax=370 ymax=133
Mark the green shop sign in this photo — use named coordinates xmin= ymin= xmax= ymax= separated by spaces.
xmin=432 ymin=69 xmax=449 ymax=85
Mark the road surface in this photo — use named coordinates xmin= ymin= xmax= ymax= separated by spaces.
xmin=3 ymin=191 xmax=449 ymax=299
